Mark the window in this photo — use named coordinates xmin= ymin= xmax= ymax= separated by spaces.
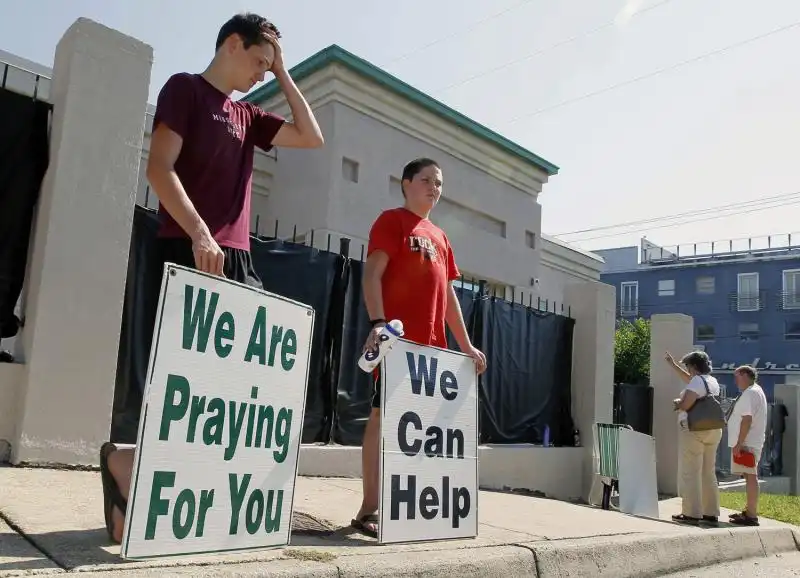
xmin=658 ymin=279 xmax=675 ymax=297
xmin=342 ymin=158 xmax=359 ymax=183
xmin=696 ymin=324 xmax=715 ymax=341
xmin=739 ymin=323 xmax=759 ymax=342
xmin=783 ymin=269 xmax=800 ymax=310
xmin=696 ymin=276 xmax=715 ymax=295
xmin=737 ymin=272 xmax=760 ymax=311
xmin=525 ymin=231 xmax=536 ymax=249
xmin=620 ymin=281 xmax=638 ymax=316
xmin=786 ymin=319 xmax=800 ymax=341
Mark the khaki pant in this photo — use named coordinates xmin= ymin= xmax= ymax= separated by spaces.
xmin=679 ymin=428 xmax=722 ymax=518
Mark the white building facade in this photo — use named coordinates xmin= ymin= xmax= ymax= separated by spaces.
xmin=135 ymin=45 xmax=603 ymax=304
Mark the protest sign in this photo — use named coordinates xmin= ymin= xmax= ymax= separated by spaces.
xmin=378 ymin=339 xmax=479 ymax=544
xmin=120 ymin=264 xmax=314 ymax=560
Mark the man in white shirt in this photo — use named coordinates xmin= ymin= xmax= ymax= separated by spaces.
xmin=727 ymin=365 xmax=768 ymax=526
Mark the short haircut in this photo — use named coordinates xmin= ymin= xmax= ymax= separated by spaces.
xmin=400 ymin=158 xmax=440 ymax=197
xmin=681 ymin=350 xmax=711 ymax=375
xmin=216 ymin=13 xmax=281 ymax=51
xmin=735 ymin=365 xmax=758 ymax=382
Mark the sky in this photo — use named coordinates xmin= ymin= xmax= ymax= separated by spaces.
xmin=2 ymin=0 xmax=799 ymax=254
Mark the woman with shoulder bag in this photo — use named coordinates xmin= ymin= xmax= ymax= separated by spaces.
xmin=665 ymin=350 xmax=726 ymax=526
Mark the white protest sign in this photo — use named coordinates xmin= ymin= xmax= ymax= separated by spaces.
xmin=120 ymin=264 xmax=314 ymax=560
xmin=379 ymin=339 xmax=479 ymax=544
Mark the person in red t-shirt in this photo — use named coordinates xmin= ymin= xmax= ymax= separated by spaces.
xmin=350 ymin=158 xmax=487 ymax=538
xmin=99 ymin=12 xmax=324 ymax=544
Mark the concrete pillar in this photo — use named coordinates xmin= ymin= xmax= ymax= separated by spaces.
xmin=774 ymin=384 xmax=799 ymax=495
xmin=564 ymin=281 xmax=616 ymax=501
xmin=649 ymin=314 xmax=694 ymax=495
xmin=10 ymin=18 xmax=152 ymax=465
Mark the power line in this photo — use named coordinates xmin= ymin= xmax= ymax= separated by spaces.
xmin=431 ymin=0 xmax=677 ymax=95
xmin=554 ymin=192 xmax=800 ymax=236
xmin=500 ymin=18 xmax=800 ymax=125
xmin=382 ymin=0 xmax=536 ymax=66
xmin=571 ymin=199 xmax=800 ymax=243
xmin=567 ymin=198 xmax=800 ymax=244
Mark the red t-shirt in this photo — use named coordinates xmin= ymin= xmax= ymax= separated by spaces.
xmin=152 ymin=73 xmax=285 ymax=251
xmin=367 ymin=207 xmax=460 ymax=348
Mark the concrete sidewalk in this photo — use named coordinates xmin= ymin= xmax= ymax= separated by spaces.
xmin=0 ymin=466 xmax=798 ymax=577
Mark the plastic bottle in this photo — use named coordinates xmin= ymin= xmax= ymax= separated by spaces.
xmin=543 ymin=425 xmax=551 ymax=447
xmin=357 ymin=319 xmax=404 ymax=373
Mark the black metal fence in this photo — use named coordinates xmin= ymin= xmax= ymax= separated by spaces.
xmin=113 ymin=205 xmax=578 ymax=448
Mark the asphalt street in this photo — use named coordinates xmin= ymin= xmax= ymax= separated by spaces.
xmin=662 ymin=552 xmax=800 ymax=577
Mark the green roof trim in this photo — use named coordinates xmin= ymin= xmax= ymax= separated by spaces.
xmin=242 ymin=44 xmax=559 ymax=176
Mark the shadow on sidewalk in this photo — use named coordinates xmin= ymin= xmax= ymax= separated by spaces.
xmin=10 ymin=516 xmax=381 ymax=571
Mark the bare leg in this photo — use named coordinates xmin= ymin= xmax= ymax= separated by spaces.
xmin=107 ymin=446 xmax=135 ymax=543
xmin=744 ymin=473 xmax=759 ymax=517
xmin=354 ymin=408 xmax=381 ymax=533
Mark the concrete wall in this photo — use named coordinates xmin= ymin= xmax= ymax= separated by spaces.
xmin=774 ymin=384 xmax=799 ymax=495
xmin=0 ymin=18 xmax=152 ymax=464
xmin=565 ymin=281 xmax=617 ymax=500
xmin=649 ymin=314 xmax=695 ymax=495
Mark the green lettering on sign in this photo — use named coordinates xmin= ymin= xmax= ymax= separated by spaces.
xmin=281 ymin=329 xmax=297 ymax=371
xmin=159 ymin=374 xmax=189 ymax=441
xmin=146 ymin=471 xmax=175 ymax=540
xmin=182 ymin=285 xmax=218 ymax=353
xmin=244 ymin=306 xmax=267 ymax=365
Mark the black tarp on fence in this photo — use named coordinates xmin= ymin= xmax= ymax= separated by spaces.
xmin=0 ymin=89 xmax=50 ymax=341
xmin=250 ymin=237 xmax=344 ymax=444
xmin=113 ymin=205 xmax=576 ymax=447
xmin=477 ymin=299 xmax=575 ymax=446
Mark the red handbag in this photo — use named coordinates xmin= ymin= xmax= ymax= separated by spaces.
xmin=733 ymin=449 xmax=756 ymax=468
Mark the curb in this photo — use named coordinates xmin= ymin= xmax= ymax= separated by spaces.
xmin=526 ymin=526 xmax=800 ymax=578
xmin=29 ymin=526 xmax=800 ymax=577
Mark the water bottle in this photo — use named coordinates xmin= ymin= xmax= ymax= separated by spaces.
xmin=358 ymin=319 xmax=404 ymax=373
xmin=543 ymin=425 xmax=551 ymax=447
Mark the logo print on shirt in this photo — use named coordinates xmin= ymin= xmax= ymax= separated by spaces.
xmin=211 ymin=113 xmax=244 ymax=139
xmin=409 ymin=235 xmax=438 ymax=262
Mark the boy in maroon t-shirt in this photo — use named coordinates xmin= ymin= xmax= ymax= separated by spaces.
xmin=99 ymin=12 xmax=324 ymax=544
xmin=350 ymin=158 xmax=487 ymax=538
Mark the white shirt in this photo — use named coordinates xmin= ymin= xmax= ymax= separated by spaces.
xmin=727 ymin=384 xmax=768 ymax=451
xmin=678 ymin=374 xmax=721 ymax=426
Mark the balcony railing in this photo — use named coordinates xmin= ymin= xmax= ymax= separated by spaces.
xmin=643 ymin=232 xmax=800 ymax=265
xmin=728 ymin=291 xmax=766 ymax=312
xmin=778 ymin=291 xmax=800 ymax=311
xmin=618 ymin=300 xmax=639 ymax=317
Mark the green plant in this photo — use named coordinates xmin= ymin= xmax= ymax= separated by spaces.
xmin=614 ymin=318 xmax=651 ymax=385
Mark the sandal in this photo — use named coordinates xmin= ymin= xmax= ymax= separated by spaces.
xmin=350 ymin=513 xmax=379 ymax=538
xmin=729 ymin=511 xmax=759 ymax=526
xmin=672 ymin=514 xmax=700 ymax=525
xmin=100 ymin=442 xmax=128 ymax=543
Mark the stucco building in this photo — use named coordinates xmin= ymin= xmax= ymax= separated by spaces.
xmin=135 ymin=44 xmax=603 ymax=304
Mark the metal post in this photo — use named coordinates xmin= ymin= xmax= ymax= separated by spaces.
xmin=339 ymin=237 xmax=351 ymax=258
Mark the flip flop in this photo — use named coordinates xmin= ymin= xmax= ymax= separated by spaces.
xmin=672 ymin=514 xmax=700 ymax=525
xmin=100 ymin=442 xmax=128 ymax=543
xmin=729 ymin=512 xmax=760 ymax=526
xmin=350 ymin=513 xmax=379 ymax=538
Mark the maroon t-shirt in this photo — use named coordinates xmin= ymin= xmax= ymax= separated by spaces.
xmin=152 ymin=73 xmax=285 ymax=250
